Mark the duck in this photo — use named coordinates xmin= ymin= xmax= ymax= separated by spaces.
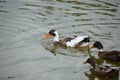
xmin=84 ymin=58 xmax=120 ymax=78
xmin=90 ymin=41 xmax=120 ymax=63
xmin=44 ymin=29 xmax=90 ymax=48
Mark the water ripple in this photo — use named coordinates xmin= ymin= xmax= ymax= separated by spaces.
xmin=0 ymin=0 xmax=120 ymax=80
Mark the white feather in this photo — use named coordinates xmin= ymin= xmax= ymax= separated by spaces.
xmin=66 ymin=36 xmax=88 ymax=47
xmin=53 ymin=31 xmax=59 ymax=42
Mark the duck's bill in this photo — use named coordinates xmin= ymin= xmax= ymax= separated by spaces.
xmin=89 ymin=45 xmax=94 ymax=50
xmin=44 ymin=33 xmax=51 ymax=39
xmin=83 ymin=61 xmax=88 ymax=64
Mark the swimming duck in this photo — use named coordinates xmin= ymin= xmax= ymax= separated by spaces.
xmin=44 ymin=30 xmax=90 ymax=48
xmin=90 ymin=41 xmax=120 ymax=63
xmin=84 ymin=58 xmax=120 ymax=78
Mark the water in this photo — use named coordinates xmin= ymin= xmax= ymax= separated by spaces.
xmin=0 ymin=0 xmax=120 ymax=80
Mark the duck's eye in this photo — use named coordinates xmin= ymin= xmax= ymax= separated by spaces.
xmin=50 ymin=32 xmax=56 ymax=36
xmin=49 ymin=30 xmax=56 ymax=36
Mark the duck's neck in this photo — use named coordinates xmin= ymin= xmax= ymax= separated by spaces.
xmin=98 ymin=49 xmax=103 ymax=52
xmin=90 ymin=62 xmax=96 ymax=68
xmin=54 ymin=31 xmax=59 ymax=42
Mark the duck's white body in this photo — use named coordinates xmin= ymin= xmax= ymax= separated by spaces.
xmin=45 ymin=30 xmax=90 ymax=48
xmin=66 ymin=36 xmax=89 ymax=47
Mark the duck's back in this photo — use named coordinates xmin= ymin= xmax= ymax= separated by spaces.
xmin=90 ymin=66 xmax=119 ymax=78
xmin=66 ymin=36 xmax=89 ymax=47
xmin=98 ymin=51 xmax=120 ymax=62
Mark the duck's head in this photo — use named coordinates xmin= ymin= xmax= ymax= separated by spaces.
xmin=90 ymin=41 xmax=103 ymax=51
xmin=44 ymin=30 xmax=59 ymax=42
xmin=44 ymin=30 xmax=57 ymax=39
xmin=83 ymin=58 xmax=96 ymax=68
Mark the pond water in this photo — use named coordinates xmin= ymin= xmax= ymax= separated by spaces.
xmin=0 ymin=0 xmax=120 ymax=80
